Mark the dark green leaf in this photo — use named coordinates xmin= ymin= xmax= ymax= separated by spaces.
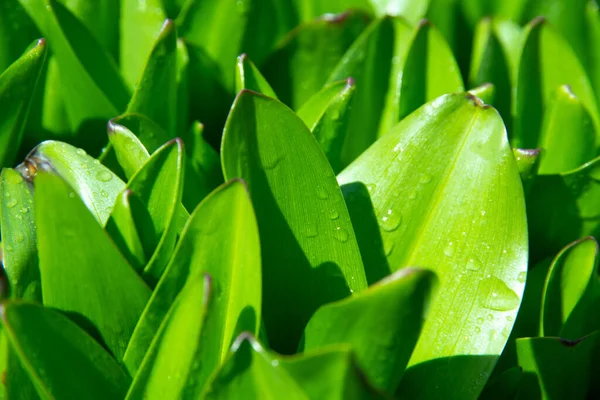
xmin=0 ymin=0 xmax=39 ymax=73
xmin=479 ymin=366 xmax=523 ymax=400
xmin=221 ymin=90 xmax=367 ymax=353
xmin=512 ymin=148 xmax=541 ymax=195
xmin=35 ymin=173 xmax=151 ymax=360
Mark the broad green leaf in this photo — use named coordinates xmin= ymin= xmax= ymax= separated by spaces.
xmin=326 ymin=17 xmax=412 ymax=164
xmin=1 ymin=302 xmax=130 ymax=399
xmin=370 ymin=0 xmax=430 ymax=23
xmin=126 ymin=274 xmax=211 ymax=400
xmin=0 ymin=38 xmax=46 ymax=168
xmin=120 ymin=0 xmax=166 ymax=89
xmin=395 ymin=20 xmax=464 ymax=123
xmin=537 ymin=85 xmax=596 ymax=175
xmin=0 ymin=0 xmax=39 ymax=72
xmin=124 ymin=180 xmax=261 ymax=377
xmin=513 ymin=18 xmax=600 ymax=149
xmin=127 ymin=19 xmax=177 ymax=135
xmin=302 ymin=268 xmax=434 ymax=393
xmin=35 ymin=173 xmax=151 ymax=360
xmin=235 ymin=53 xmax=277 ymax=98
xmin=263 ymin=10 xmax=370 ymax=109
xmin=107 ymin=121 xmax=150 ymax=180
xmin=124 ymin=139 xmax=184 ymax=284
xmin=338 ymin=93 xmax=527 ymax=398
xmin=541 ymin=237 xmax=600 ymax=339
xmin=527 ymin=155 xmax=600 ymax=261
xmin=105 ymin=190 xmax=147 ymax=272
xmin=17 ymin=140 xmax=125 ymax=225
xmin=297 ymin=78 xmax=356 ymax=173
xmin=468 ymin=83 xmax=495 ymax=105
xmin=516 ymin=332 xmax=600 ymax=400
xmin=0 ymin=169 xmax=39 ymax=301
xmin=513 ymin=148 xmax=540 ymax=194
xmin=19 ymin=0 xmax=129 ymax=131
xmin=221 ymin=90 xmax=367 ymax=353
xmin=203 ymin=333 xmax=309 ymax=400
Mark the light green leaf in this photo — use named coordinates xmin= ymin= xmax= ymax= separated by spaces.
xmin=0 ymin=38 xmax=46 ymax=168
xmin=513 ymin=148 xmax=540 ymax=194
xmin=585 ymin=2 xmax=600 ymax=101
xmin=302 ymin=268 xmax=434 ymax=393
xmin=175 ymin=39 xmax=189 ymax=135
xmin=126 ymin=274 xmax=211 ymax=400
xmin=107 ymin=121 xmax=150 ymax=180
xmin=537 ymin=85 xmax=596 ymax=174
xmin=291 ymin=0 xmax=373 ymax=22
xmin=222 ymin=90 xmax=367 ymax=353
xmin=370 ymin=0 xmax=430 ymax=23
xmin=0 ymin=169 xmax=39 ymax=301
xmin=124 ymin=180 xmax=261 ymax=377
xmin=18 ymin=0 xmax=129 ymax=131
xmin=468 ymin=83 xmax=495 ymax=105
xmin=338 ymin=93 xmax=527 ymax=398
xmin=17 ymin=140 xmax=125 ymax=225
xmin=263 ymin=10 xmax=370 ymax=110
xmin=297 ymin=78 xmax=356 ymax=174
xmin=235 ymin=53 xmax=278 ymax=98
xmin=110 ymin=113 xmax=173 ymax=154
xmin=516 ymin=332 xmax=600 ymax=400
xmin=35 ymin=173 xmax=151 ymax=360
xmin=1 ymin=302 xmax=130 ymax=400
xmin=541 ymin=237 xmax=600 ymax=339
xmin=120 ymin=0 xmax=166 ymax=89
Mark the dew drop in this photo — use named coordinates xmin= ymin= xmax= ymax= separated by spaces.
xmin=316 ymin=186 xmax=329 ymax=200
xmin=19 ymin=207 xmax=28 ymax=214
xmin=96 ymin=170 xmax=113 ymax=182
xmin=408 ymin=190 xmax=417 ymax=200
xmin=486 ymin=314 xmax=493 ymax=321
xmin=366 ymin=183 xmax=376 ymax=193
xmin=474 ymin=327 xmax=481 ymax=333
xmin=477 ymin=317 xmax=484 ymax=324
xmin=15 ymin=233 xmax=25 ymax=243
xmin=518 ymin=271 xmax=526 ymax=283
xmin=328 ymin=210 xmax=339 ymax=220
xmin=393 ymin=143 xmax=403 ymax=152
xmin=443 ymin=242 xmax=454 ymax=257
xmin=6 ymin=199 xmax=17 ymax=209
xmin=480 ymin=210 xmax=487 ymax=216
xmin=419 ymin=174 xmax=432 ymax=184
xmin=69 ymin=192 xmax=75 ymax=198
xmin=466 ymin=257 xmax=482 ymax=271
xmin=76 ymin=148 xmax=87 ymax=156
xmin=100 ymin=190 xmax=108 ymax=198
xmin=333 ymin=226 xmax=349 ymax=243
xmin=506 ymin=316 xmax=513 ymax=322
xmin=380 ymin=209 xmax=402 ymax=232
xmin=303 ymin=223 xmax=318 ymax=238
xmin=478 ymin=277 xmax=520 ymax=311
xmin=383 ymin=235 xmax=395 ymax=256
xmin=271 ymin=359 xmax=279 ymax=367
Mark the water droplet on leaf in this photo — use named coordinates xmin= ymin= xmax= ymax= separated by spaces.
xmin=466 ymin=257 xmax=482 ymax=271
xmin=518 ymin=271 xmax=526 ymax=283
xmin=6 ymin=199 xmax=17 ymax=208
xmin=333 ymin=226 xmax=349 ymax=242
xmin=380 ymin=209 xmax=401 ymax=231
xmin=443 ymin=242 xmax=454 ymax=257
xmin=96 ymin=170 xmax=113 ymax=182
xmin=479 ymin=277 xmax=520 ymax=311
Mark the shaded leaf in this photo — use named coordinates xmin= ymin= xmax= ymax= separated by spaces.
xmin=107 ymin=121 xmax=150 ymax=180
xmin=221 ymin=90 xmax=367 ymax=353
xmin=513 ymin=148 xmax=540 ymax=194
xmin=1 ymin=302 xmax=130 ymax=400
xmin=479 ymin=366 xmax=523 ymax=400
xmin=35 ymin=173 xmax=151 ymax=360
xmin=235 ymin=53 xmax=277 ymax=98
xmin=0 ymin=0 xmax=39 ymax=72
xmin=338 ymin=93 xmax=527 ymax=398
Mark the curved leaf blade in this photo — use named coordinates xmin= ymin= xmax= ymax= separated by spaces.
xmin=235 ymin=53 xmax=277 ymax=99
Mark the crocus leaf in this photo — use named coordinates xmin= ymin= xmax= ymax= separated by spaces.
xmin=326 ymin=17 xmax=412 ymax=164
xmin=120 ymin=0 xmax=166 ymax=89
xmin=127 ymin=19 xmax=178 ymax=134
xmin=124 ymin=180 xmax=261 ymax=378
xmin=468 ymin=83 xmax=495 ymax=106
xmin=516 ymin=332 xmax=600 ymax=400
xmin=5 ymin=344 xmax=38 ymax=400
xmin=263 ymin=10 xmax=370 ymax=109
xmin=512 ymin=148 xmax=540 ymax=194
xmin=126 ymin=273 xmax=211 ymax=400
xmin=0 ymin=0 xmax=39 ymax=72
xmin=338 ymin=93 xmax=527 ymax=398
xmin=369 ymin=0 xmax=430 ymax=23
xmin=175 ymin=39 xmax=189 ymax=135
xmin=585 ymin=2 xmax=600 ymax=101
xmin=18 ymin=140 xmax=125 ymax=225
xmin=541 ymin=237 xmax=600 ymax=339
xmin=0 ymin=169 xmax=39 ymax=301
xmin=111 ymin=113 xmax=173 ymax=154
xmin=34 ymin=173 xmax=151 ymax=360
xmin=302 ymin=268 xmax=435 ymax=393
xmin=0 ymin=38 xmax=46 ymax=167
xmin=292 ymin=0 xmax=373 ymax=22
xmin=537 ymin=85 xmax=596 ymax=175
xmin=235 ymin=53 xmax=277 ymax=98
xmin=527 ymin=155 xmax=600 ymax=261
xmin=107 ymin=121 xmax=151 ymax=180
xmin=18 ymin=0 xmax=129 ymax=132
xmin=479 ymin=366 xmax=523 ymax=400
xmin=124 ymin=139 xmax=184 ymax=284
xmin=221 ymin=90 xmax=368 ymax=353
xmin=1 ymin=302 xmax=131 ymax=400
xmin=514 ymin=18 xmax=600 ymax=149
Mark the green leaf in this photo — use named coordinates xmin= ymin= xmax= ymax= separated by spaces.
xmin=527 ymin=155 xmax=600 ymax=261
xmin=126 ymin=274 xmax=211 ymax=400
xmin=221 ymin=90 xmax=367 ymax=353
xmin=1 ymin=302 xmax=130 ymax=400
xmin=541 ymin=237 xmax=600 ymax=339
xmin=369 ymin=0 xmax=430 ymax=23
xmin=18 ymin=0 xmax=129 ymax=131
xmin=297 ymin=78 xmax=356 ymax=174
xmin=468 ymin=83 xmax=495 ymax=106
xmin=35 ymin=173 xmax=151 ymax=360
xmin=111 ymin=113 xmax=173 ymax=154
xmin=292 ymin=0 xmax=373 ymax=22
xmin=127 ymin=19 xmax=178 ymax=134
xmin=263 ymin=10 xmax=370 ymax=109
xmin=235 ymin=53 xmax=277 ymax=99
xmin=0 ymin=38 xmax=46 ymax=167
xmin=175 ymin=39 xmax=189 ymax=135
xmin=107 ymin=121 xmax=150 ymax=180
xmin=338 ymin=93 xmax=528 ymax=398
xmin=124 ymin=180 xmax=261 ymax=377
xmin=513 ymin=148 xmax=541 ymax=195
xmin=302 ymin=268 xmax=434 ymax=393
xmin=479 ymin=367 xmax=523 ymax=400
xmin=585 ymin=2 xmax=600 ymax=102
xmin=120 ymin=0 xmax=166 ymax=89
xmin=0 ymin=169 xmax=39 ymax=301
xmin=0 ymin=0 xmax=39 ymax=72
xmin=513 ymin=18 xmax=600 ymax=149
xmin=326 ymin=17 xmax=412 ymax=164
xmin=18 ymin=140 xmax=125 ymax=225
xmin=537 ymin=85 xmax=596 ymax=175
xmin=516 ymin=332 xmax=600 ymax=400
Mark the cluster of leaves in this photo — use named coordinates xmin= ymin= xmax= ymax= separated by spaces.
xmin=1 ymin=0 xmax=600 ymax=399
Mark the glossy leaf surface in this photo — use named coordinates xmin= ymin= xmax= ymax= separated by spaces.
xmin=235 ymin=54 xmax=277 ymax=99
